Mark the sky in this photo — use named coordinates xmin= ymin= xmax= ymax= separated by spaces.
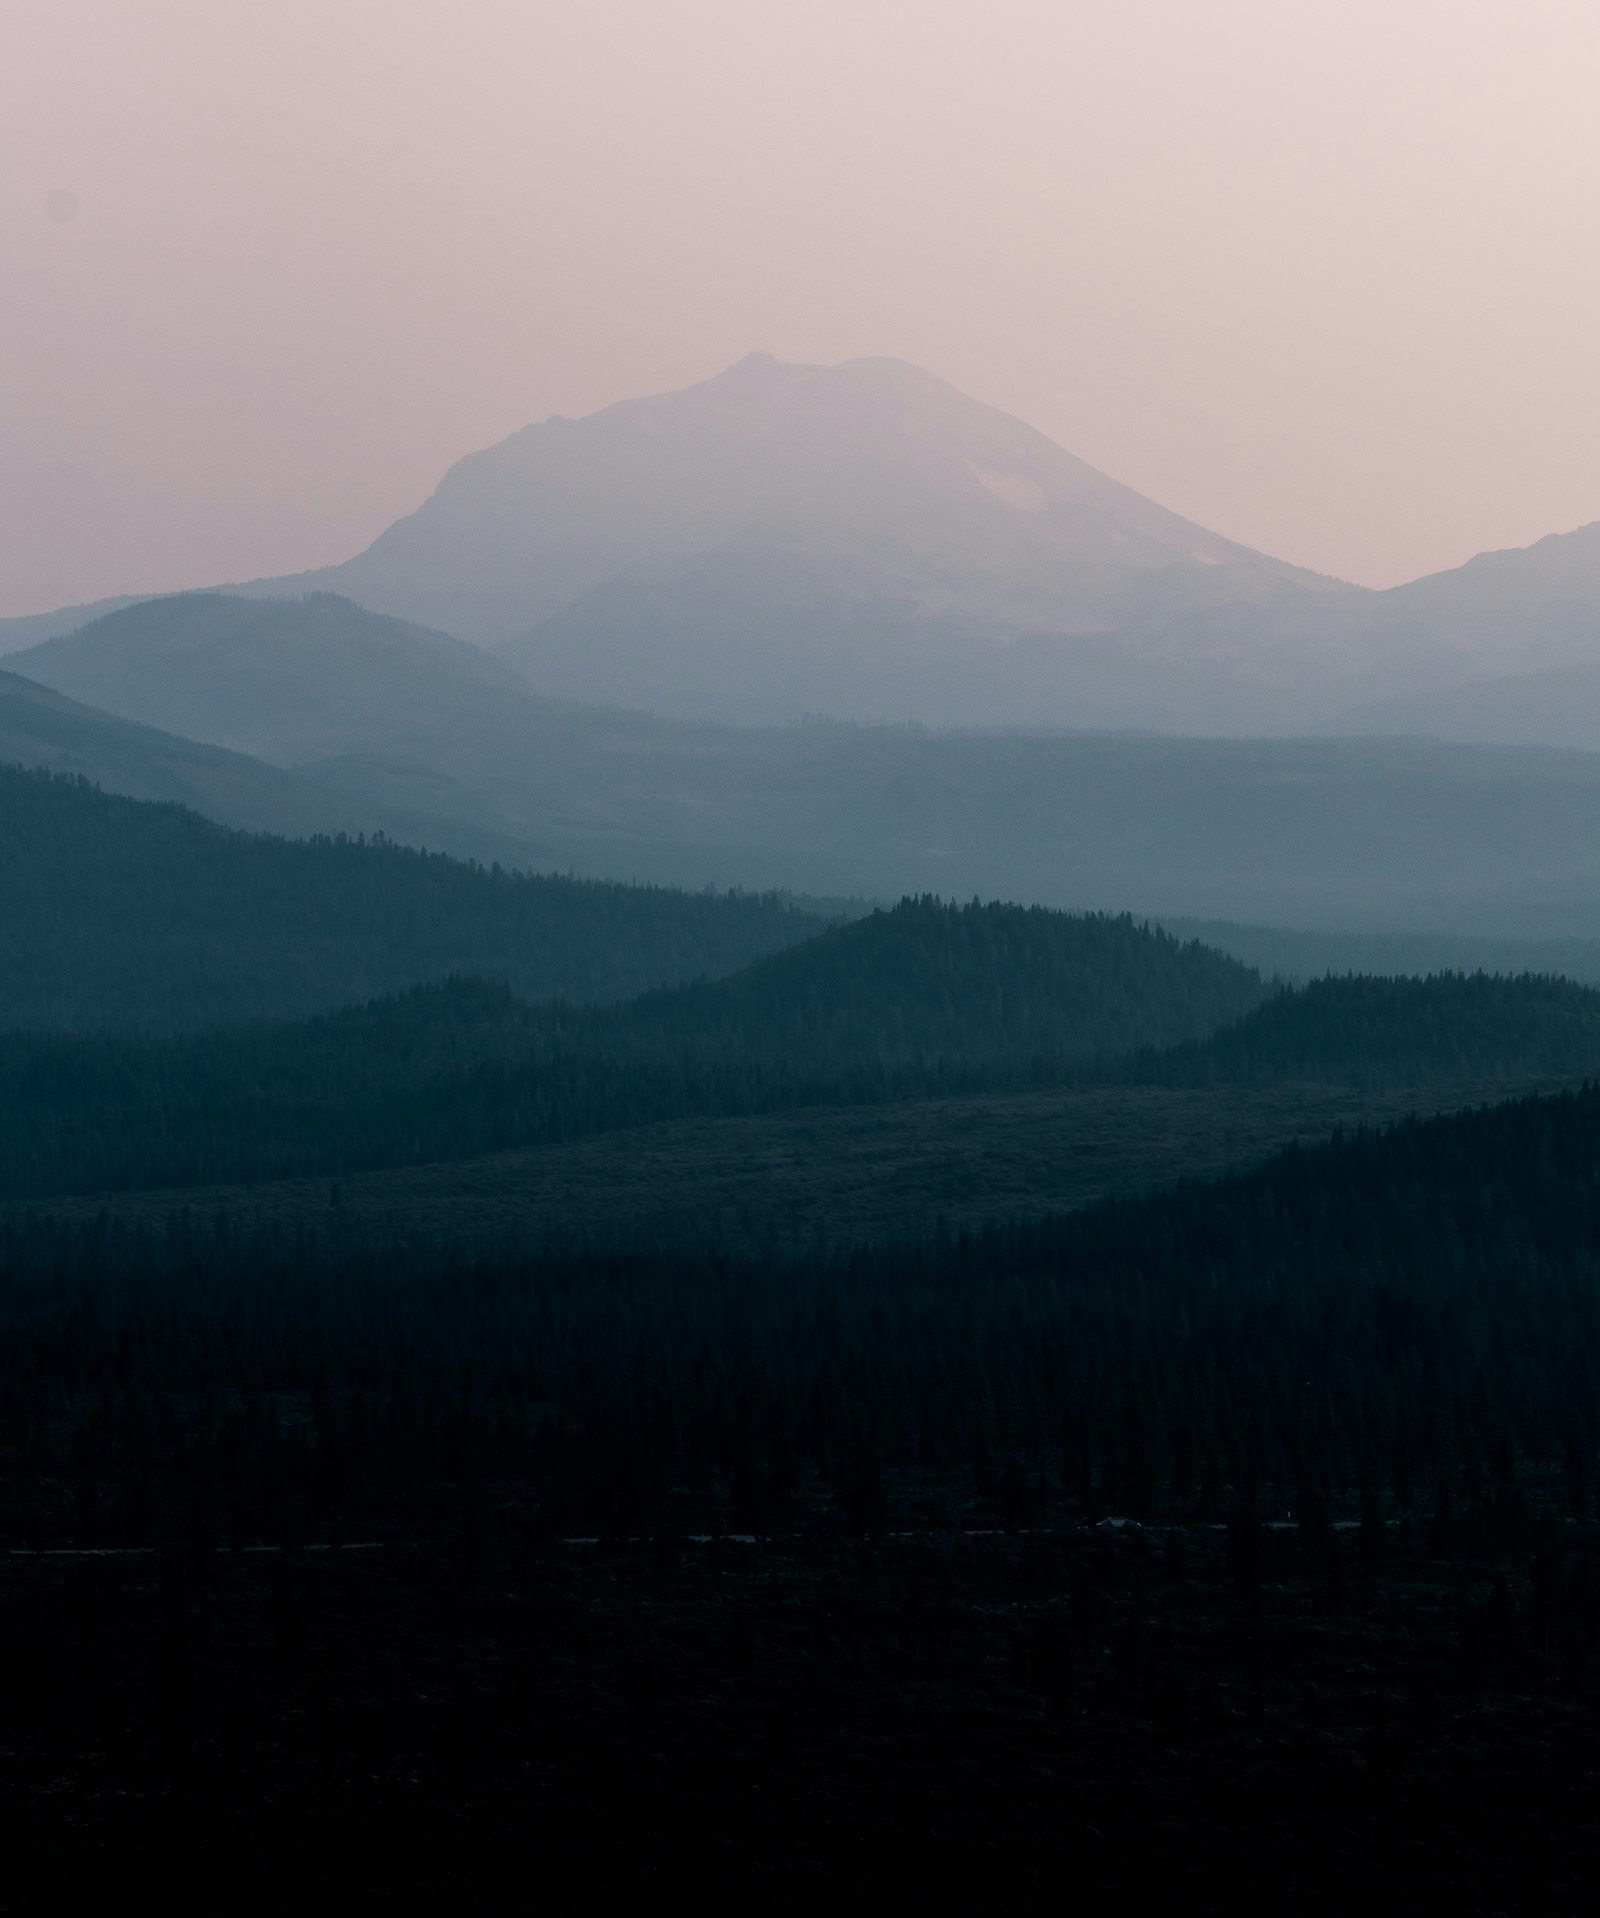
xmin=4 ymin=0 xmax=1600 ymax=615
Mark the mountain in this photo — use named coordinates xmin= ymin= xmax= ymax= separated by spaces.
xmin=0 ymin=353 xmax=1354 ymax=729
xmin=10 ymin=360 xmax=1600 ymax=736
xmin=1359 ymin=520 xmax=1600 ymax=678
xmin=247 ymin=352 xmax=1600 ymax=729
xmin=0 ymin=613 xmax=576 ymax=867
xmin=19 ymin=594 xmax=1600 ymax=938
xmin=310 ymin=352 xmax=1341 ymax=630
xmin=1314 ymin=521 xmax=1600 ymax=745
xmin=12 ymin=357 xmax=1600 ymax=733
xmin=0 ymin=659 xmax=529 ymax=855
xmin=7 ymin=590 xmax=521 ymax=764
xmin=0 ymin=661 xmax=396 ymax=840
xmin=0 ymin=765 xmax=824 ymax=1031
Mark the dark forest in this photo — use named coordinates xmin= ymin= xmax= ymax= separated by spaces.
xmin=1 ymin=766 xmax=1598 ymax=1907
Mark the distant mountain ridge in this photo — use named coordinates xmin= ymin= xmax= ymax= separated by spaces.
xmin=20 ymin=594 xmax=1600 ymax=940
xmin=1 ymin=355 xmax=1368 ymax=727
xmin=304 ymin=353 xmax=1343 ymax=639
xmin=7 ymin=591 xmax=518 ymax=764
xmin=5 ymin=354 xmax=1600 ymax=737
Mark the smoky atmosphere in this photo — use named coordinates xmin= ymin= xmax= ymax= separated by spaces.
xmin=3 ymin=4 xmax=1600 ymax=1909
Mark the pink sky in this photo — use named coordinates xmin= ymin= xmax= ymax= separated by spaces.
xmin=4 ymin=0 xmax=1600 ymax=615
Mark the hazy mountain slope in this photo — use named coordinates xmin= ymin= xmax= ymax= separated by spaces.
xmin=1302 ymin=521 xmax=1600 ymax=745
xmin=457 ymin=723 xmax=1600 ymax=939
xmin=90 ymin=351 xmax=1351 ymax=728
xmin=0 ymin=664 xmax=380 ymax=838
xmin=18 ymin=591 xmax=1600 ymax=940
xmin=495 ymin=530 xmax=1369 ymax=727
xmin=0 ymin=767 xmax=823 ymax=1031
xmin=1339 ymin=656 xmax=1600 ymax=751
xmin=0 ymin=594 xmax=145 ymax=657
xmin=9 ymin=368 xmax=1600 ymax=736
xmin=8 ymin=591 xmax=521 ymax=764
xmin=320 ymin=352 xmax=1340 ymax=638
xmin=1366 ymin=520 xmax=1600 ymax=676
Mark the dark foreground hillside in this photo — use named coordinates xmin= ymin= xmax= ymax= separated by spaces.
xmin=0 ymin=765 xmax=823 ymax=1030
xmin=2 ymin=1088 xmax=1600 ymax=1905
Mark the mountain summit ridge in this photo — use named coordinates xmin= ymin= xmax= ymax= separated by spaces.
xmin=6 ymin=354 xmax=1600 ymax=737
xmin=332 ymin=350 xmax=1342 ymax=646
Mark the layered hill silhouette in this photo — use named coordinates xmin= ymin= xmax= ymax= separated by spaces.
xmin=12 ymin=909 xmax=1600 ymax=1206
xmin=17 ymin=594 xmax=1600 ymax=939
xmin=0 ymin=899 xmax=1268 ymax=1197
xmin=0 ymin=766 xmax=822 ymax=1031
xmin=0 ymin=644 xmax=564 ymax=868
xmin=0 ymin=664 xmax=351 ymax=837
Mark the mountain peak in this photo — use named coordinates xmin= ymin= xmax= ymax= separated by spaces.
xmin=297 ymin=353 xmax=1334 ymax=671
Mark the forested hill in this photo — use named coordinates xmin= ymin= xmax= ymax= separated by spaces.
xmin=0 ymin=905 xmax=1268 ymax=1200
xmin=0 ymin=765 xmax=824 ymax=1031
xmin=598 ymin=898 xmax=1267 ymax=1063
xmin=15 ymin=912 xmax=1600 ymax=1203
xmin=8 ymin=1070 xmax=1600 ymax=1539
xmin=1127 ymin=971 xmax=1600 ymax=1086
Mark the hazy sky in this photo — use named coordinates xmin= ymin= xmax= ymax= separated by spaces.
xmin=5 ymin=0 xmax=1600 ymax=615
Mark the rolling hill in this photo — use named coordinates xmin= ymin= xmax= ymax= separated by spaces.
xmin=0 ymin=898 xmax=1267 ymax=1197
xmin=7 ymin=590 xmax=522 ymax=765
xmin=593 ymin=897 xmax=1265 ymax=1063
xmin=1123 ymin=970 xmax=1600 ymax=1086
xmin=13 ymin=901 xmax=1600 ymax=1211
xmin=0 ymin=766 xmax=824 ymax=1031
